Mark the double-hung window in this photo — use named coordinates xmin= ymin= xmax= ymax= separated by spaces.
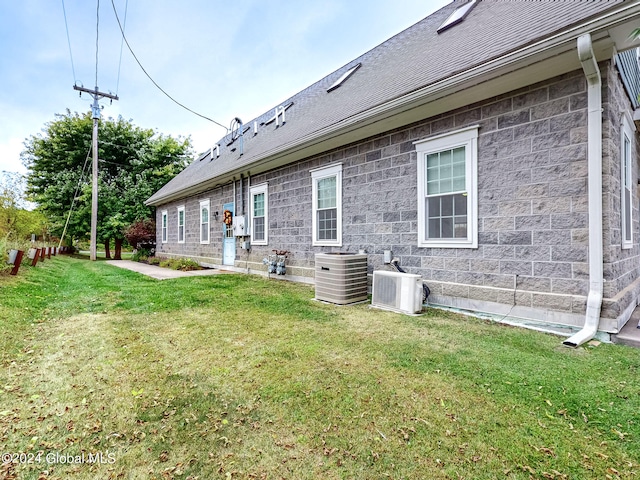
xmin=621 ymin=113 xmax=635 ymax=249
xmin=250 ymin=183 xmax=268 ymax=245
xmin=311 ymin=164 xmax=342 ymax=246
xmin=200 ymin=200 xmax=210 ymax=244
xmin=161 ymin=210 xmax=168 ymax=243
xmin=177 ymin=206 xmax=185 ymax=244
xmin=415 ymin=126 xmax=478 ymax=248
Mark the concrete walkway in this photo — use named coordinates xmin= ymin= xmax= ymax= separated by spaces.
xmin=105 ymin=260 xmax=235 ymax=280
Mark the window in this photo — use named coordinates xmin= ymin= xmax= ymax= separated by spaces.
xmin=250 ymin=183 xmax=268 ymax=245
xmin=311 ymin=164 xmax=342 ymax=246
xmin=327 ymin=63 xmax=361 ymax=92
xmin=621 ymin=113 xmax=636 ymax=249
xmin=161 ymin=210 xmax=168 ymax=243
xmin=437 ymin=0 xmax=478 ymax=34
xmin=415 ymin=126 xmax=478 ymax=248
xmin=200 ymin=200 xmax=210 ymax=244
xmin=177 ymin=206 xmax=185 ymax=244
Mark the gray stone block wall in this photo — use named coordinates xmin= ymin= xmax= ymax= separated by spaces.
xmin=155 ymin=60 xmax=639 ymax=327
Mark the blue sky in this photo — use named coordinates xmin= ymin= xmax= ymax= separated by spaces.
xmin=0 ymin=0 xmax=451 ymax=175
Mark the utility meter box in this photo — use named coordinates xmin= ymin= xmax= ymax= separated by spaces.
xmin=233 ymin=215 xmax=247 ymax=236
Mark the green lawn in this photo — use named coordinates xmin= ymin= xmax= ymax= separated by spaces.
xmin=0 ymin=257 xmax=638 ymax=479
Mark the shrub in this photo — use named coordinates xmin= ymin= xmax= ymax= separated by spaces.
xmin=154 ymin=257 xmax=201 ymax=271
xmin=132 ymin=248 xmax=152 ymax=263
xmin=159 ymin=258 xmax=173 ymax=269
xmin=124 ymin=219 xmax=156 ymax=250
xmin=173 ymin=258 xmax=200 ymax=271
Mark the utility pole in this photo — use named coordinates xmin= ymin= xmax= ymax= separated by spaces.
xmin=73 ymin=85 xmax=118 ymax=261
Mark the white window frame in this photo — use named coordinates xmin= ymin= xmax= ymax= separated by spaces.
xmin=161 ymin=210 xmax=168 ymax=243
xmin=249 ymin=183 xmax=268 ymax=246
xmin=415 ymin=125 xmax=479 ymax=249
xmin=200 ymin=199 xmax=210 ymax=244
xmin=177 ymin=205 xmax=185 ymax=244
xmin=311 ymin=163 xmax=343 ymax=247
xmin=621 ymin=112 xmax=636 ymax=249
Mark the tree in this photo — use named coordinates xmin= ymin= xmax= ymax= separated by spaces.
xmin=0 ymin=172 xmax=48 ymax=242
xmin=124 ymin=218 xmax=156 ymax=250
xmin=21 ymin=111 xmax=191 ymax=258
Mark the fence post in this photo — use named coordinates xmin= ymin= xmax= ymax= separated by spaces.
xmin=10 ymin=250 xmax=24 ymax=276
xmin=39 ymin=248 xmax=45 ymax=261
xmin=31 ymin=248 xmax=40 ymax=266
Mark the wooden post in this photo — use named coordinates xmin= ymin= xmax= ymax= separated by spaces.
xmin=31 ymin=248 xmax=41 ymax=267
xmin=47 ymin=247 xmax=51 ymax=259
xmin=39 ymin=248 xmax=45 ymax=261
xmin=10 ymin=250 xmax=24 ymax=276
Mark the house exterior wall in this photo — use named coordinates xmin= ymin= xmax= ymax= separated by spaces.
xmin=156 ymin=60 xmax=640 ymax=332
xmin=600 ymin=59 xmax=640 ymax=327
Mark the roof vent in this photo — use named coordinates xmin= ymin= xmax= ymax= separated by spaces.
xmin=327 ymin=63 xmax=361 ymax=92
xmin=437 ymin=0 xmax=477 ymax=34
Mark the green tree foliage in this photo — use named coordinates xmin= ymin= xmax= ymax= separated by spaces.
xmin=21 ymin=110 xmax=192 ymax=258
xmin=0 ymin=172 xmax=48 ymax=242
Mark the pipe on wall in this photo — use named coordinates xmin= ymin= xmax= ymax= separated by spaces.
xmin=563 ymin=33 xmax=603 ymax=347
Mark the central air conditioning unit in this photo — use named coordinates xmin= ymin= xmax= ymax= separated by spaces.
xmin=371 ymin=270 xmax=423 ymax=314
xmin=315 ymin=253 xmax=368 ymax=305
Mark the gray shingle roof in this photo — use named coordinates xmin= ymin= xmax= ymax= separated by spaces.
xmin=146 ymin=0 xmax=625 ymax=206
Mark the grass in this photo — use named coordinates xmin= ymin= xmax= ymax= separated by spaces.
xmin=0 ymin=256 xmax=638 ymax=479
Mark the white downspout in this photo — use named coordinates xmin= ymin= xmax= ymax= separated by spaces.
xmin=564 ymin=33 xmax=603 ymax=347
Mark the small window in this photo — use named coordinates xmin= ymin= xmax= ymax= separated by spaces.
xmin=437 ymin=0 xmax=478 ymax=34
xmin=161 ymin=210 xmax=168 ymax=243
xmin=177 ymin=206 xmax=185 ymax=244
xmin=621 ymin=112 xmax=636 ymax=249
xmin=415 ymin=126 xmax=479 ymax=248
xmin=311 ymin=164 xmax=342 ymax=246
xmin=250 ymin=183 xmax=268 ymax=245
xmin=200 ymin=200 xmax=210 ymax=244
xmin=327 ymin=64 xmax=361 ymax=92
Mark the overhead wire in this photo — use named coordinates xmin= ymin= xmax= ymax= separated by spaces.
xmin=61 ymin=0 xmax=77 ymax=84
xmin=58 ymin=145 xmax=93 ymax=249
xmin=109 ymin=0 xmax=228 ymax=133
xmin=115 ymin=0 xmax=129 ymax=95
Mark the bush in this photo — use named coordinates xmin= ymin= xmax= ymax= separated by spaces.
xmin=173 ymin=258 xmax=200 ymax=271
xmin=124 ymin=219 xmax=156 ymax=250
xmin=154 ymin=257 xmax=201 ymax=271
xmin=132 ymin=248 xmax=152 ymax=263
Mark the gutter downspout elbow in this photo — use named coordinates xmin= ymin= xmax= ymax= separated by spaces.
xmin=564 ymin=33 xmax=603 ymax=348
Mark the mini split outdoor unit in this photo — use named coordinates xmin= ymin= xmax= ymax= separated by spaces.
xmin=371 ymin=270 xmax=423 ymax=314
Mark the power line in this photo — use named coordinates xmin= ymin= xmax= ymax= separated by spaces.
xmin=109 ymin=0 xmax=228 ymax=133
xmin=61 ymin=0 xmax=77 ymax=84
xmin=115 ymin=0 xmax=129 ymax=95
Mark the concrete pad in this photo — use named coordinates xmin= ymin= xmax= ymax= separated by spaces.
xmin=611 ymin=307 xmax=640 ymax=349
xmin=105 ymin=260 xmax=235 ymax=280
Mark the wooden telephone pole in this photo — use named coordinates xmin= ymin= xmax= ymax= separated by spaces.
xmin=73 ymin=85 xmax=118 ymax=261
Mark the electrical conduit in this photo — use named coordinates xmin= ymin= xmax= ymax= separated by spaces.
xmin=563 ymin=33 xmax=603 ymax=347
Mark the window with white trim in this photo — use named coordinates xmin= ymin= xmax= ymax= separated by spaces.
xmin=415 ymin=126 xmax=478 ymax=248
xmin=621 ymin=113 xmax=636 ymax=249
xmin=177 ymin=206 xmax=185 ymax=244
xmin=311 ymin=164 xmax=342 ymax=246
xmin=200 ymin=200 xmax=210 ymax=244
xmin=161 ymin=210 xmax=168 ymax=243
xmin=250 ymin=183 xmax=268 ymax=245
